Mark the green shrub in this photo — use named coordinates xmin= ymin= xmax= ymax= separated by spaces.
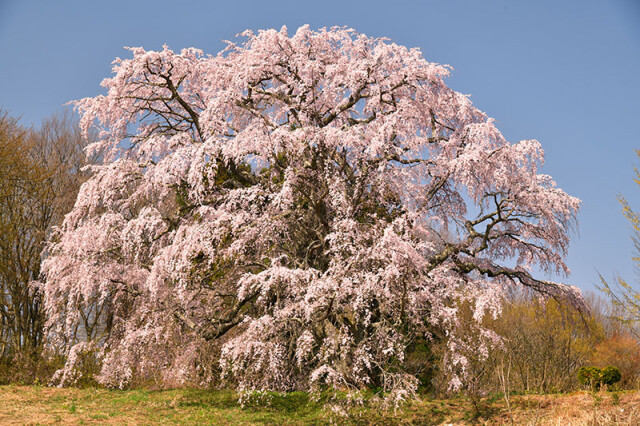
xmin=577 ymin=366 xmax=600 ymax=388
xmin=600 ymin=366 xmax=622 ymax=387
xmin=577 ymin=366 xmax=621 ymax=390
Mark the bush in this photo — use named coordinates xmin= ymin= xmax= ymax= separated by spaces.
xmin=0 ymin=351 xmax=64 ymax=385
xmin=577 ymin=366 xmax=621 ymax=390
xmin=577 ymin=366 xmax=601 ymax=388
xmin=601 ymin=366 xmax=622 ymax=387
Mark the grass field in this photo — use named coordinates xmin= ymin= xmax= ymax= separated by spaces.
xmin=1 ymin=385 xmax=639 ymax=425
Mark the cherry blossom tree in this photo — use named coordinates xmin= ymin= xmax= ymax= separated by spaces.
xmin=42 ymin=26 xmax=582 ymax=398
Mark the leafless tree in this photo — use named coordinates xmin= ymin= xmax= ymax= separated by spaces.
xmin=0 ymin=109 xmax=91 ymax=381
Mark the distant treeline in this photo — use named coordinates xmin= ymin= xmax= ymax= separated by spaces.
xmin=0 ymin=109 xmax=91 ymax=381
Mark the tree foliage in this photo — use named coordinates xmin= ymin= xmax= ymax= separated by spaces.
xmin=42 ymin=26 xmax=582 ymax=398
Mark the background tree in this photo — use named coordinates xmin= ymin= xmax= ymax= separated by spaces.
xmin=490 ymin=293 xmax=601 ymax=394
xmin=591 ymin=333 xmax=640 ymax=389
xmin=0 ymin=112 xmax=34 ymax=364
xmin=0 ymin=109 xmax=89 ymax=383
xmin=42 ymin=26 xmax=582 ymax=400
xmin=600 ymin=151 xmax=640 ymax=324
xmin=432 ymin=290 xmax=603 ymax=400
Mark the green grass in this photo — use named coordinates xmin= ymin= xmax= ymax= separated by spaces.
xmin=0 ymin=385 xmax=456 ymax=425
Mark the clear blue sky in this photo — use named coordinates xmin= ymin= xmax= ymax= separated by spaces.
xmin=1 ymin=0 xmax=639 ymax=293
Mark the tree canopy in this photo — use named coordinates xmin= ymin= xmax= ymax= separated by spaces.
xmin=42 ymin=26 xmax=582 ymax=400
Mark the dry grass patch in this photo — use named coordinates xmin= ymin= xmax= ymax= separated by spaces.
xmin=486 ymin=391 xmax=640 ymax=425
